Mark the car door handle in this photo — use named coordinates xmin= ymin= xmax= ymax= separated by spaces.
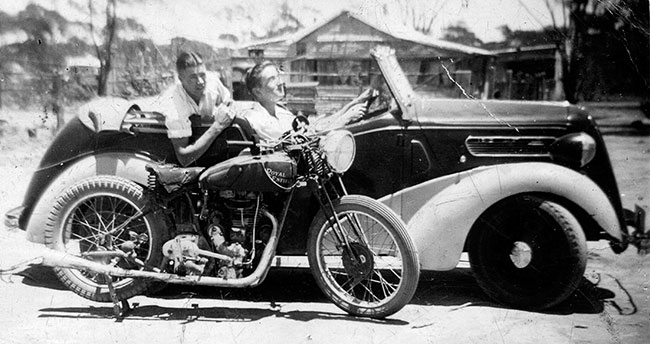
xmin=410 ymin=139 xmax=432 ymax=174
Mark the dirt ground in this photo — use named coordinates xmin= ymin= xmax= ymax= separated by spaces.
xmin=0 ymin=107 xmax=649 ymax=344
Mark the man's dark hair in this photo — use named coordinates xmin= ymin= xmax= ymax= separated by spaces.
xmin=244 ymin=60 xmax=276 ymax=96
xmin=176 ymin=52 xmax=204 ymax=73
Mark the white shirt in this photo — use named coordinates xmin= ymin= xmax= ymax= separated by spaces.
xmin=240 ymin=102 xmax=296 ymax=141
xmin=156 ymin=71 xmax=231 ymax=139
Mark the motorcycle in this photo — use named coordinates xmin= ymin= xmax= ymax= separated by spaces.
xmin=39 ymin=118 xmax=420 ymax=319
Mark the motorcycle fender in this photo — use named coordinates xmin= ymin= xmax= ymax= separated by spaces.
xmin=379 ymin=162 xmax=622 ymax=271
xmin=26 ymin=152 xmax=154 ymax=244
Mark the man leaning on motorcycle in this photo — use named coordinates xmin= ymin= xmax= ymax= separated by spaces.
xmin=156 ymin=51 xmax=234 ymax=166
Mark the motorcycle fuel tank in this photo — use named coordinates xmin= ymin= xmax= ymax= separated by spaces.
xmin=199 ymin=153 xmax=297 ymax=192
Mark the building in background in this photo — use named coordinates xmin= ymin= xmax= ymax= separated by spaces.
xmin=489 ymin=44 xmax=560 ymax=101
xmin=235 ymin=10 xmax=564 ymax=114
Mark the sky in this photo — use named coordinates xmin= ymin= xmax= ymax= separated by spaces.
xmin=0 ymin=0 xmax=564 ymax=45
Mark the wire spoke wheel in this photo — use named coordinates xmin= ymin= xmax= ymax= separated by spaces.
xmin=308 ymin=195 xmax=419 ymax=318
xmin=64 ymin=192 xmax=149 ymax=286
xmin=45 ymin=176 xmax=165 ymax=302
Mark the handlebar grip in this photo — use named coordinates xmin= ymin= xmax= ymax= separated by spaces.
xmin=226 ymin=137 xmax=261 ymax=156
xmin=225 ymin=140 xmax=255 ymax=147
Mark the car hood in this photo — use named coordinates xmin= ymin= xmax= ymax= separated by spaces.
xmin=411 ymin=98 xmax=590 ymax=127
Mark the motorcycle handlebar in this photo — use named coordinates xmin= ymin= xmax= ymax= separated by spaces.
xmin=225 ymin=140 xmax=255 ymax=147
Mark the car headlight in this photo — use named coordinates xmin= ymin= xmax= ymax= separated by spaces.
xmin=549 ymin=132 xmax=597 ymax=168
xmin=320 ymin=130 xmax=356 ymax=173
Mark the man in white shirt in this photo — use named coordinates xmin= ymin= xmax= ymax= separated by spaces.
xmin=158 ymin=52 xmax=233 ymax=166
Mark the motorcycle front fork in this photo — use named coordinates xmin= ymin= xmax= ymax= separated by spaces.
xmin=311 ymin=178 xmax=368 ymax=257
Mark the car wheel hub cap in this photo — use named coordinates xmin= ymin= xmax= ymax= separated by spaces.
xmin=509 ymin=241 xmax=532 ymax=268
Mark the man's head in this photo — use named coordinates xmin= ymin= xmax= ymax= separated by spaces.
xmin=245 ymin=61 xmax=285 ymax=103
xmin=176 ymin=52 xmax=207 ymax=102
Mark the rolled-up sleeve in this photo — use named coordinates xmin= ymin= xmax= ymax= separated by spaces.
xmin=165 ymin=112 xmax=192 ymax=138
xmin=157 ymin=87 xmax=192 ymax=139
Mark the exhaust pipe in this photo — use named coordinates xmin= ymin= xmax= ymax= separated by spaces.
xmin=1 ymin=214 xmax=280 ymax=288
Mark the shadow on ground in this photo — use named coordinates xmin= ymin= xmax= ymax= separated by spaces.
xmin=38 ymin=303 xmax=409 ymax=325
xmin=600 ymin=121 xmax=650 ymax=136
xmin=14 ymin=264 xmax=625 ymax=322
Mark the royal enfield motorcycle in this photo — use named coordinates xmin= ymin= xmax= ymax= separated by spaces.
xmin=39 ymin=119 xmax=420 ymax=319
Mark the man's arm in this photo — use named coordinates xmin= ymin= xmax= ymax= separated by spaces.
xmin=172 ymin=103 xmax=233 ymax=166
xmin=171 ymin=125 xmax=221 ymax=166
xmin=312 ymin=89 xmax=372 ymax=131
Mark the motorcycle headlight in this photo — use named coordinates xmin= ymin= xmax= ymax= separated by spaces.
xmin=320 ymin=130 xmax=356 ymax=173
xmin=549 ymin=132 xmax=597 ymax=168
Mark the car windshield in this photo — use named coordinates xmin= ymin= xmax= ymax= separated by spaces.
xmin=372 ymin=45 xmax=483 ymax=100
xmin=371 ymin=46 xmax=416 ymax=119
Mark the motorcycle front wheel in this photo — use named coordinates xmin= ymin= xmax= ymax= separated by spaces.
xmin=307 ymin=195 xmax=419 ymax=318
xmin=44 ymin=176 xmax=166 ymax=302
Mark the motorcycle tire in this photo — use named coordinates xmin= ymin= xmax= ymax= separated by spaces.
xmin=467 ymin=195 xmax=587 ymax=310
xmin=307 ymin=195 xmax=419 ymax=318
xmin=44 ymin=175 xmax=166 ymax=302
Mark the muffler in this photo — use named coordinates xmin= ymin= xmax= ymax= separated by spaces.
xmin=0 ymin=213 xmax=280 ymax=288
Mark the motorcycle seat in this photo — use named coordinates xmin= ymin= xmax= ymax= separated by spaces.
xmin=145 ymin=163 xmax=205 ymax=192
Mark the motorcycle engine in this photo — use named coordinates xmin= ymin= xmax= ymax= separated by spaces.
xmin=207 ymin=190 xmax=271 ymax=278
xmin=163 ymin=190 xmax=274 ymax=278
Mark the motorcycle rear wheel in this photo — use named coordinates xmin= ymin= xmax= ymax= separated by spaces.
xmin=44 ymin=176 xmax=166 ymax=302
xmin=307 ymin=195 xmax=419 ymax=318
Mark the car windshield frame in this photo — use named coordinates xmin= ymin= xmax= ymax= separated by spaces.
xmin=371 ymin=46 xmax=417 ymax=121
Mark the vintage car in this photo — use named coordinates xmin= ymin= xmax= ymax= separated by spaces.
xmin=5 ymin=46 xmax=648 ymax=311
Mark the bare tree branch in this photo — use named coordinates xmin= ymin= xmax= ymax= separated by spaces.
xmin=88 ymin=1 xmax=102 ymax=69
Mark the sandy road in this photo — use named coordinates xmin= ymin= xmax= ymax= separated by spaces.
xmin=0 ymin=128 xmax=648 ymax=344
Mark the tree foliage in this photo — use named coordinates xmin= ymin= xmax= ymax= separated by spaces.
xmin=0 ymin=4 xmax=70 ymax=73
xmin=252 ymin=0 xmax=305 ymax=40
xmin=543 ymin=0 xmax=649 ymax=102
xmin=441 ymin=22 xmax=483 ymax=47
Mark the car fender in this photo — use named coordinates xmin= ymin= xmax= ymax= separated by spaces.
xmin=379 ymin=162 xmax=622 ymax=270
xmin=25 ymin=151 xmax=155 ymax=244
xmin=77 ymin=97 xmax=135 ymax=131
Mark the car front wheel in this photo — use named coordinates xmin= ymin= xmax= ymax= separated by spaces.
xmin=467 ymin=195 xmax=587 ymax=310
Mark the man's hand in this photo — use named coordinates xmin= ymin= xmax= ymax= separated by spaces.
xmin=342 ymin=103 xmax=367 ymax=124
xmin=352 ymin=89 xmax=374 ymax=105
xmin=213 ymin=99 xmax=235 ymax=127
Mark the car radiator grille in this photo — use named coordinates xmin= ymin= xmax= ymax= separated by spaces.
xmin=465 ymin=136 xmax=555 ymax=157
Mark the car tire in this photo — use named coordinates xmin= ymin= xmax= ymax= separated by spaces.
xmin=44 ymin=176 xmax=166 ymax=302
xmin=467 ymin=195 xmax=587 ymax=310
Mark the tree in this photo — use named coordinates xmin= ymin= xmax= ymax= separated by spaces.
xmin=495 ymin=24 xmax=561 ymax=48
xmin=365 ymin=0 xmax=449 ymax=35
xmin=69 ymin=0 xmax=147 ymax=96
xmin=86 ymin=0 xmax=117 ymax=96
xmin=0 ymin=4 xmax=69 ymax=72
xmin=441 ymin=22 xmax=483 ymax=46
xmin=536 ymin=0 xmax=649 ymax=103
xmin=253 ymin=0 xmax=305 ymax=40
